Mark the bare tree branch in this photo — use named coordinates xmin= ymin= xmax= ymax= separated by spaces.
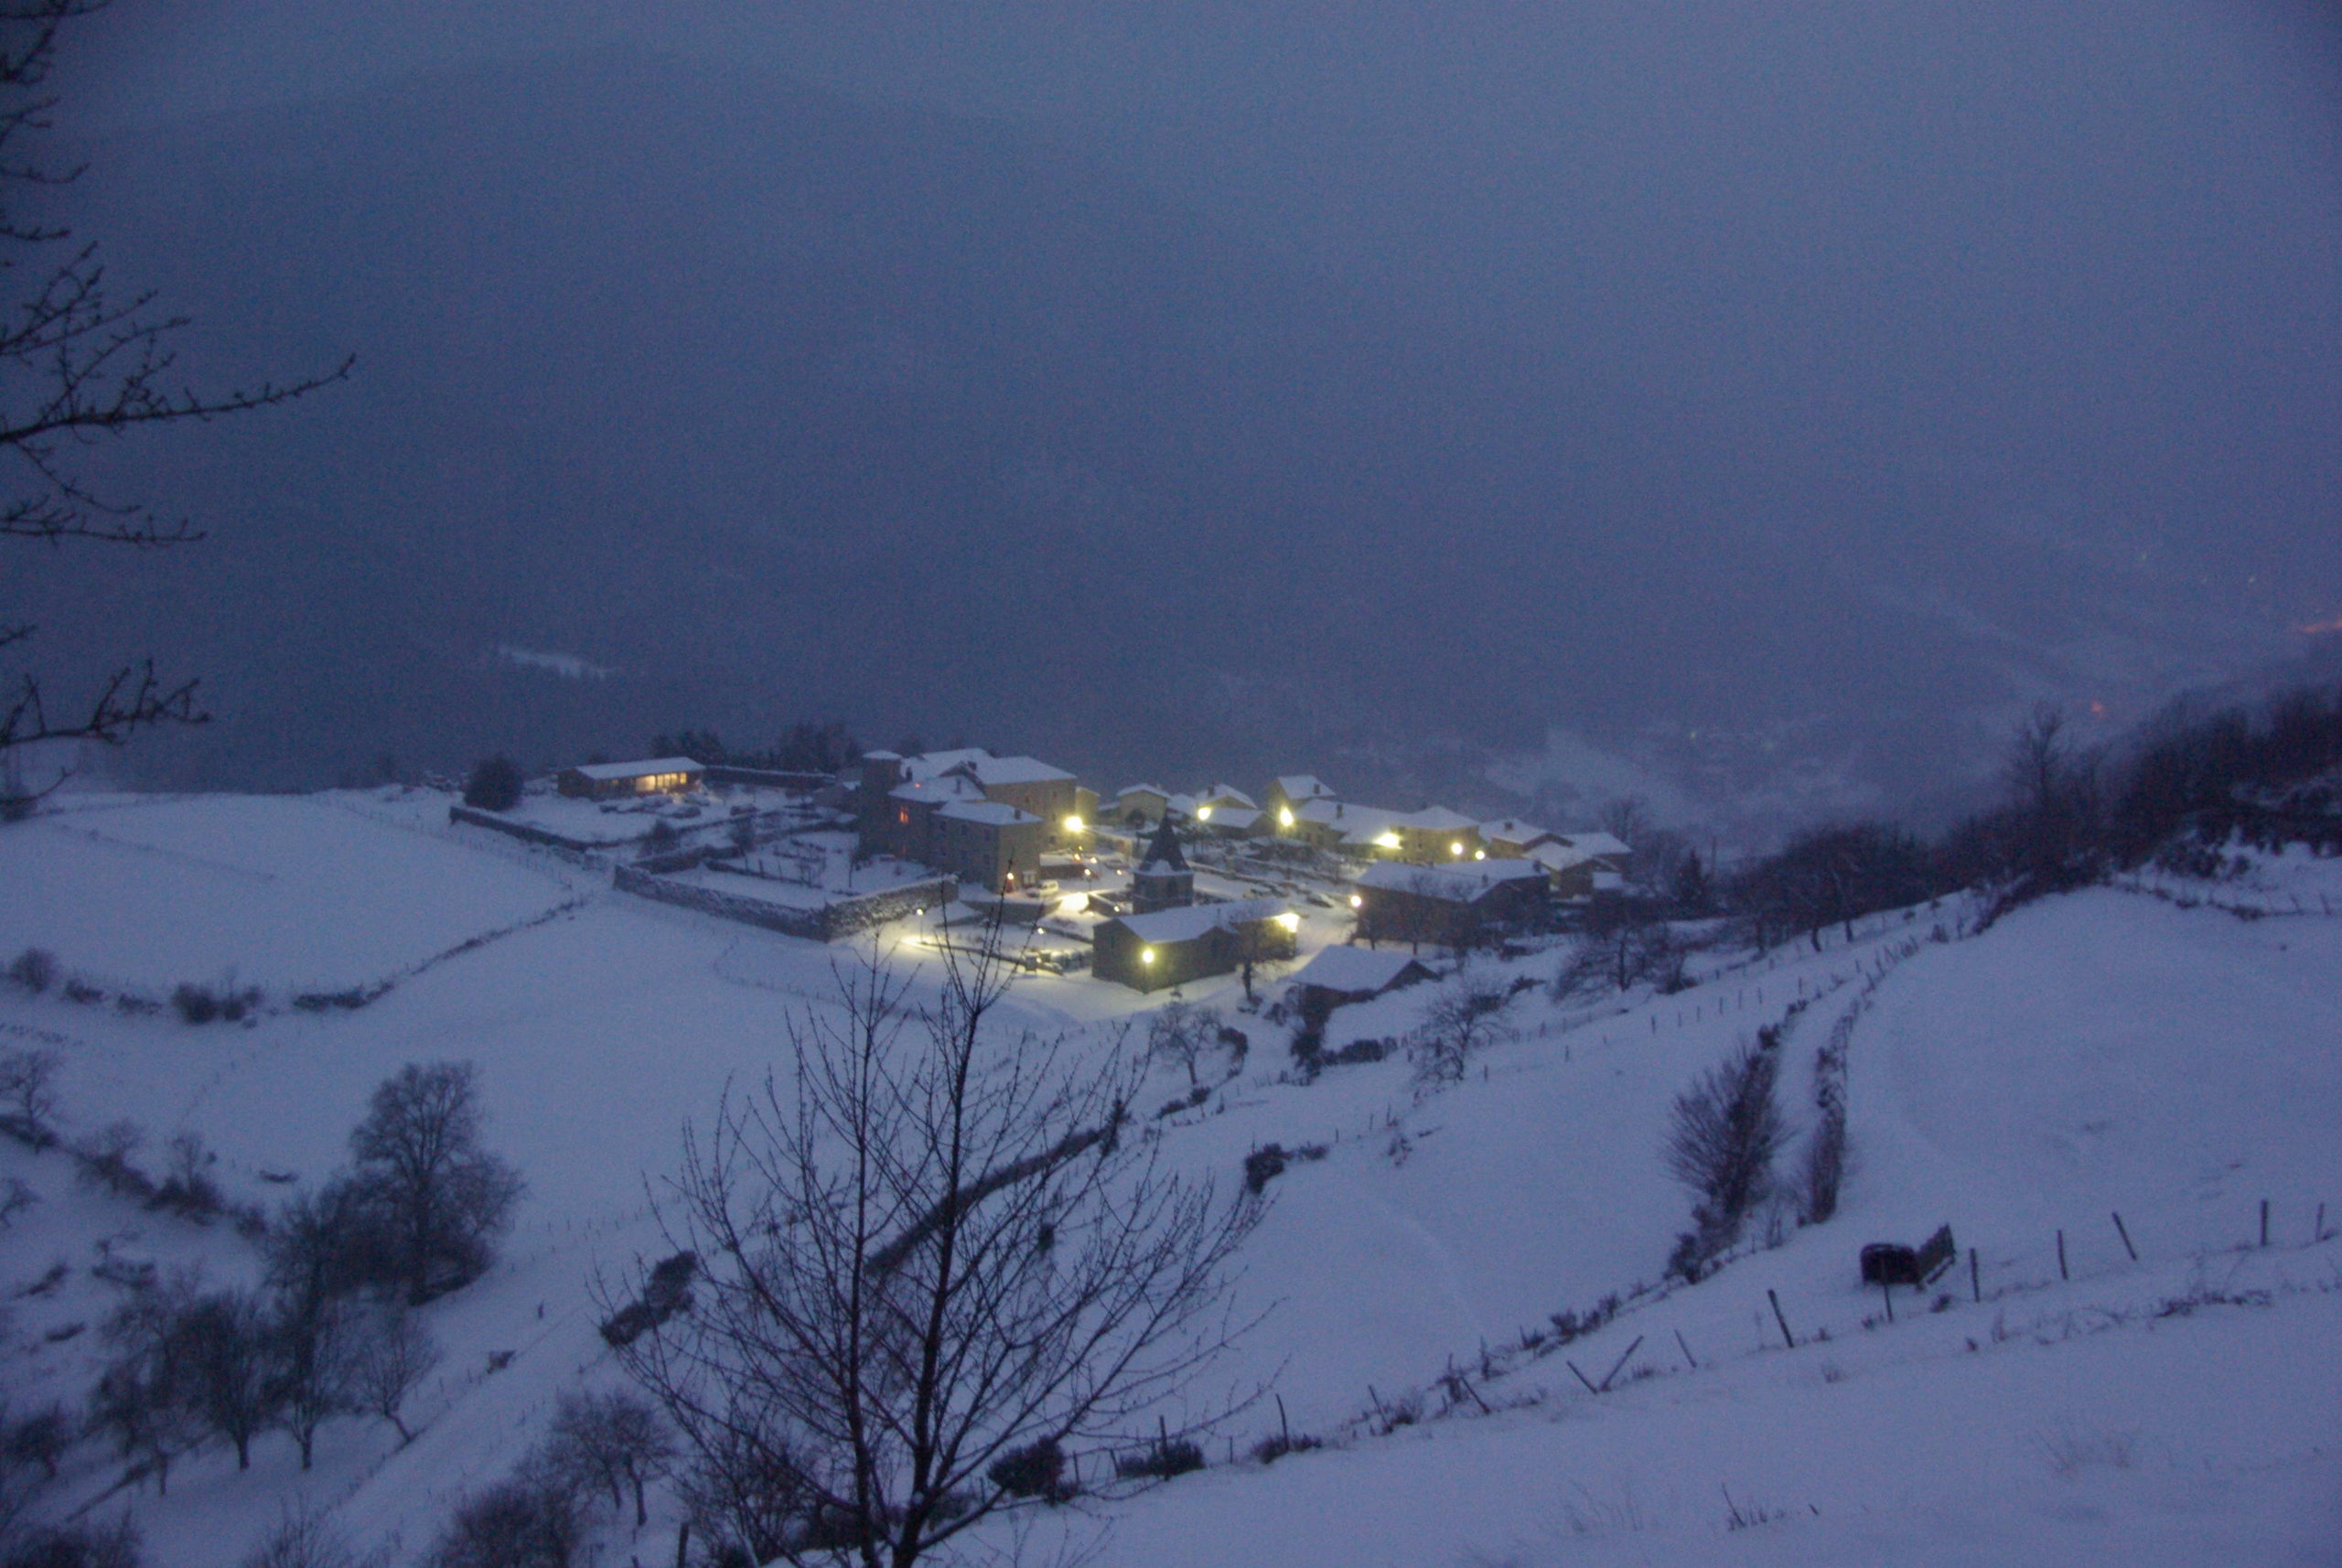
xmin=0 ymin=0 xmax=350 ymax=759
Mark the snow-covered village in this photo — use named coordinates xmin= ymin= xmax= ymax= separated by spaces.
xmin=5 ymin=5 xmax=2342 ymax=1567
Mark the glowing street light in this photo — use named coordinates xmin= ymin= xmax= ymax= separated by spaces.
xmin=1277 ymin=806 xmax=1295 ymax=828
xmin=1273 ymin=911 xmax=1300 ymax=932
xmin=1348 ymin=893 xmax=1363 ymax=908
xmin=1063 ymin=814 xmax=1085 ymax=833
xmin=1450 ymin=841 xmax=1465 ymax=856
xmin=1141 ymin=948 xmax=1156 ymax=965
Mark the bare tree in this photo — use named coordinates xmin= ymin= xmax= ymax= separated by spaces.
xmin=1144 ymin=1001 xmax=1220 ymax=1088
xmin=270 ymin=1294 xmax=357 ymax=1471
xmin=544 ymin=1389 xmax=673 ymax=1530
xmin=348 ymin=1062 xmax=524 ymax=1304
xmin=91 ymin=1275 xmax=202 ymax=1496
xmin=1409 ymin=974 xmax=1514 ymax=1086
xmin=0 ymin=1 xmax=349 ymax=765
xmin=348 ymin=1305 xmax=437 ymax=1445
xmin=611 ymin=947 xmax=1263 ymax=1568
xmin=173 ymin=1288 xmax=279 ymax=1470
xmin=0 ymin=1045 xmax=59 ymax=1144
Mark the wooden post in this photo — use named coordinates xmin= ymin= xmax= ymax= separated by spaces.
xmin=1566 ymin=1359 xmax=1600 ymax=1395
xmin=674 ymin=1521 xmax=690 ymax=1568
xmin=1880 ymin=1281 xmax=1894 ymax=1323
xmin=2057 ymin=1229 xmax=2068 ymax=1282
xmin=1767 ymin=1287 xmax=1795 ymax=1349
xmin=1675 ymin=1327 xmax=1699 ymax=1369
xmin=2112 ymin=1211 xmax=2137 ymax=1262
xmin=1970 ymin=1247 xmax=1981 ymax=1305
xmin=2260 ymin=1199 xmax=2270 ymax=1249
xmin=2318 ymin=1202 xmax=2327 ymax=1243
xmin=1277 ymin=1394 xmax=1290 ymax=1447
xmin=1598 ymin=1336 xmax=1645 ymax=1392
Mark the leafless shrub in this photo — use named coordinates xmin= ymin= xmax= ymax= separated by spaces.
xmin=5 ymin=948 xmax=55 ymax=994
xmin=74 ymin=1121 xmax=153 ymax=1201
xmin=237 ymin=1501 xmax=385 ymax=1568
xmin=2033 ymin=1419 xmax=2139 ymax=1477
xmin=1663 ymin=1038 xmax=1785 ymax=1280
xmin=424 ymin=1477 xmax=581 ymax=1568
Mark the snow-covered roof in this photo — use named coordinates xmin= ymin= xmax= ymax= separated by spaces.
xmin=1403 ymin=805 xmax=1481 ymax=832
xmin=900 ymin=746 xmax=994 ymax=780
xmin=957 ymin=755 xmax=1075 ymax=786
xmin=1528 ymin=841 xmax=1598 ymax=873
xmin=1198 ymin=783 xmax=1256 ymax=809
xmin=1288 ymin=945 xmax=1425 ymax=995
xmin=938 ymin=800 xmax=1039 ymax=827
xmin=1554 ymin=831 xmax=1631 ymax=859
xmin=570 ymin=757 xmax=703 ymax=782
xmin=1166 ymin=792 xmax=1200 ymax=819
xmin=1303 ymin=800 xmax=1403 ymax=832
xmin=1273 ymin=775 xmax=1335 ymax=802
xmin=1200 ymin=805 xmax=1262 ymax=832
xmin=1478 ymin=817 xmax=1553 ymax=847
xmin=891 ymin=774 xmax=987 ymax=806
xmin=860 ymin=749 xmax=903 ymax=762
xmin=1111 ymin=897 xmax=1288 ymax=946
xmin=1356 ymin=859 xmax=1546 ymax=902
xmin=1116 ymin=783 xmax=1168 ymax=801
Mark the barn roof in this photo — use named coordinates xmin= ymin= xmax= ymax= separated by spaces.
xmin=1288 ymin=945 xmax=1428 ymax=995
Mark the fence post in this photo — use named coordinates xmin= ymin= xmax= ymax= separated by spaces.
xmin=2112 ymin=1211 xmax=2137 ymax=1262
xmin=2260 ymin=1199 xmax=2270 ymax=1249
xmin=2057 ymin=1230 xmax=2068 ymax=1282
xmin=1970 ymin=1247 xmax=1980 ymax=1305
xmin=1767 ymin=1288 xmax=1795 ymax=1349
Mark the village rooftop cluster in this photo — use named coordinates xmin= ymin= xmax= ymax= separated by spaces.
xmin=450 ymin=746 xmax=1629 ymax=995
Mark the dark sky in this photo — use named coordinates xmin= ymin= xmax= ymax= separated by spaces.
xmin=34 ymin=2 xmax=2342 ymax=832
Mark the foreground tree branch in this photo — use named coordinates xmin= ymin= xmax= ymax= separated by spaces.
xmin=611 ymin=941 xmax=1265 ymax=1567
xmin=0 ymin=0 xmax=350 ymax=763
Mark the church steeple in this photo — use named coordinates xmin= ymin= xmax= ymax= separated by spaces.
xmin=1132 ymin=817 xmax=1195 ymax=912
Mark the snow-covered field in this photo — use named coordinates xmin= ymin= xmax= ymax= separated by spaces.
xmin=0 ymin=792 xmax=582 ymax=995
xmin=1 ymin=789 xmax=2337 ymax=1565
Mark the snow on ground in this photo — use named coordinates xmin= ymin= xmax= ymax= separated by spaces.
xmin=0 ymin=792 xmax=582 ymax=994
xmin=2 ymin=796 xmax=2338 ymax=1566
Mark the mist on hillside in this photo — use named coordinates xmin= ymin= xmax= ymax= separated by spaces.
xmin=21 ymin=2 xmax=2342 ymax=842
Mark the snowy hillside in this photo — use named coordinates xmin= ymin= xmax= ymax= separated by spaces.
xmin=1 ymin=791 xmax=2337 ymax=1564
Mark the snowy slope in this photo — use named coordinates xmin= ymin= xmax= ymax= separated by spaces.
xmin=2 ymin=793 xmax=2337 ymax=1565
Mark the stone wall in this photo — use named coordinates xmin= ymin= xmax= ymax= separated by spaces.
xmin=611 ymin=864 xmax=956 ymax=942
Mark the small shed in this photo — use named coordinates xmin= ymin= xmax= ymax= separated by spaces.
xmin=1285 ymin=945 xmax=1434 ymax=1009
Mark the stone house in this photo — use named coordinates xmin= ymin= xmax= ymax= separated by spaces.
xmin=1091 ymin=897 xmax=1297 ymax=993
xmin=1353 ymin=859 xmax=1548 ymax=949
